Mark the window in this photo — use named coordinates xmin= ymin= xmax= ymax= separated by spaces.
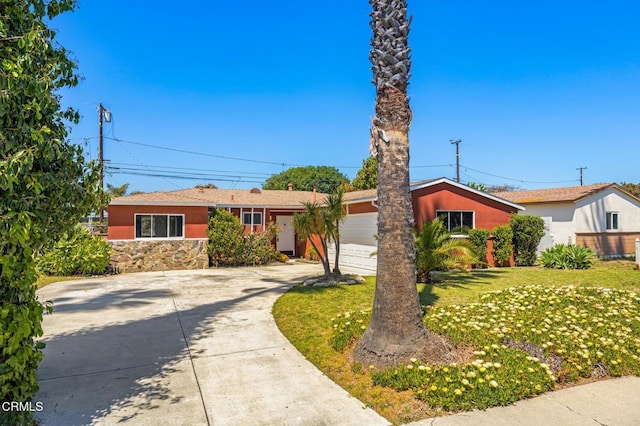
xmin=242 ymin=212 xmax=263 ymax=226
xmin=135 ymin=214 xmax=184 ymax=238
xmin=606 ymin=212 xmax=619 ymax=230
xmin=436 ymin=211 xmax=474 ymax=232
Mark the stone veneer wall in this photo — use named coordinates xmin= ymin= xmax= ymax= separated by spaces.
xmin=109 ymin=239 xmax=209 ymax=273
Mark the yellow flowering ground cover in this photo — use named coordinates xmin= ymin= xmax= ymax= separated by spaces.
xmin=274 ymin=260 xmax=640 ymax=424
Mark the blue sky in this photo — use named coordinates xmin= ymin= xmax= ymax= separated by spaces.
xmin=54 ymin=1 xmax=639 ymax=193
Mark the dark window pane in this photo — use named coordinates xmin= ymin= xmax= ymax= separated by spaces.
xmin=169 ymin=215 xmax=183 ymax=237
xmin=136 ymin=215 xmax=152 ymax=238
xmin=450 ymin=212 xmax=462 ymax=230
xmin=153 ymin=215 xmax=168 ymax=237
xmin=242 ymin=212 xmax=252 ymax=225
xmin=253 ymin=213 xmax=262 ymax=225
xmin=462 ymin=212 xmax=474 ymax=229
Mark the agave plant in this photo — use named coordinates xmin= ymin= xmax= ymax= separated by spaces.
xmin=415 ymin=218 xmax=478 ymax=283
xmin=539 ymin=244 xmax=595 ymax=269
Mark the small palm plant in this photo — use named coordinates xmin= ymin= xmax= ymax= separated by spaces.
xmin=415 ymin=218 xmax=478 ymax=283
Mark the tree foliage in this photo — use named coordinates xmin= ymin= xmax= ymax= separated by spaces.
xmin=262 ymin=166 xmax=348 ymax=194
xmin=351 ymin=156 xmax=378 ymax=190
xmin=510 ymin=214 xmax=545 ymax=266
xmin=620 ymin=182 xmax=640 ymax=198
xmin=0 ymin=1 xmax=102 ymax=418
xmin=106 ymin=183 xmax=129 ymax=197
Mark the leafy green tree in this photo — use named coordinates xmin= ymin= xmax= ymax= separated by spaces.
xmin=0 ymin=1 xmax=102 ymax=421
xmin=351 ymin=156 xmax=378 ymax=190
xmin=510 ymin=214 xmax=545 ymax=266
xmin=415 ymin=219 xmax=477 ymax=283
xmin=355 ymin=0 xmax=438 ymax=369
xmin=263 ymin=166 xmax=348 ymax=194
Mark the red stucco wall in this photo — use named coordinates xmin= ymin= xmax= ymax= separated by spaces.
xmin=107 ymin=205 xmax=209 ymax=240
xmin=348 ymin=202 xmax=378 ymax=214
xmin=411 ymin=183 xmax=518 ymax=230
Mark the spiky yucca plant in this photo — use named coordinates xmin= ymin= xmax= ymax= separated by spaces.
xmin=354 ymin=1 xmax=454 ymax=368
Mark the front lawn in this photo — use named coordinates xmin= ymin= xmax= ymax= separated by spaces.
xmin=273 ymin=260 xmax=640 ymax=424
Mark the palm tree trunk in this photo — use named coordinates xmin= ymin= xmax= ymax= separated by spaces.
xmin=333 ymin=224 xmax=341 ymax=275
xmin=354 ymin=0 xmax=454 ymax=368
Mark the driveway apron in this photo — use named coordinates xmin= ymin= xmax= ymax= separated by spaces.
xmin=35 ymin=264 xmax=389 ymax=425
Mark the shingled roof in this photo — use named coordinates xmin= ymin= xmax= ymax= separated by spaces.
xmin=110 ymin=187 xmax=327 ymax=207
xmin=492 ymin=183 xmax=616 ymax=204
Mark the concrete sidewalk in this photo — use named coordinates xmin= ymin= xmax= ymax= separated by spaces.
xmin=35 ymin=264 xmax=640 ymax=425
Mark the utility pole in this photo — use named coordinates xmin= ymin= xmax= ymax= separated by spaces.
xmin=98 ymin=104 xmax=111 ymax=226
xmin=576 ymin=166 xmax=587 ymax=186
xmin=450 ymin=139 xmax=461 ymax=183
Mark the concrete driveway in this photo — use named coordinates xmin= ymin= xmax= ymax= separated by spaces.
xmin=35 ymin=263 xmax=388 ymax=425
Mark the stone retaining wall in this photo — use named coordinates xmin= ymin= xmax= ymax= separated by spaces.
xmin=110 ymin=239 xmax=209 ymax=273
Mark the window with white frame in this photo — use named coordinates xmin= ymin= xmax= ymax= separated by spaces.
xmin=135 ymin=214 xmax=184 ymax=238
xmin=436 ymin=210 xmax=474 ymax=231
xmin=606 ymin=212 xmax=619 ymax=230
xmin=242 ymin=212 xmax=263 ymax=226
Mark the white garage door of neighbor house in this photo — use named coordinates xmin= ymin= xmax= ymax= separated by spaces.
xmin=276 ymin=215 xmax=295 ymax=254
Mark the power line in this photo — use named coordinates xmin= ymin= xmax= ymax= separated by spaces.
xmin=108 ymin=162 xmax=273 ymax=177
xmin=107 ymin=169 xmax=265 ymax=184
xmin=107 ymin=137 xmax=305 ymax=167
xmin=460 ymin=164 xmax=580 ymax=185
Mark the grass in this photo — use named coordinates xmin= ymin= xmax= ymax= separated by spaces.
xmin=273 ymin=260 xmax=640 ymax=424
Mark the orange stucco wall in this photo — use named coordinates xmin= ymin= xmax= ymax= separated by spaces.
xmin=107 ymin=205 xmax=209 ymax=240
xmin=411 ymin=183 xmax=518 ymax=230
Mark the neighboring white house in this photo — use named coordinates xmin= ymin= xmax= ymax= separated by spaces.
xmin=494 ymin=183 xmax=640 ymax=257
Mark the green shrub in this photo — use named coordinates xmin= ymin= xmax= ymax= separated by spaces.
xmin=207 ymin=209 xmax=246 ymax=266
xmin=38 ymin=226 xmax=112 ymax=276
xmin=206 ymin=208 xmax=280 ymax=267
xmin=415 ymin=219 xmax=477 ymax=282
xmin=539 ymin=244 xmax=595 ymax=269
xmin=467 ymin=229 xmax=490 ymax=267
xmin=242 ymin=224 xmax=280 ymax=266
xmin=491 ymin=225 xmax=513 ymax=267
xmin=510 ymin=214 xmax=545 ymax=266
